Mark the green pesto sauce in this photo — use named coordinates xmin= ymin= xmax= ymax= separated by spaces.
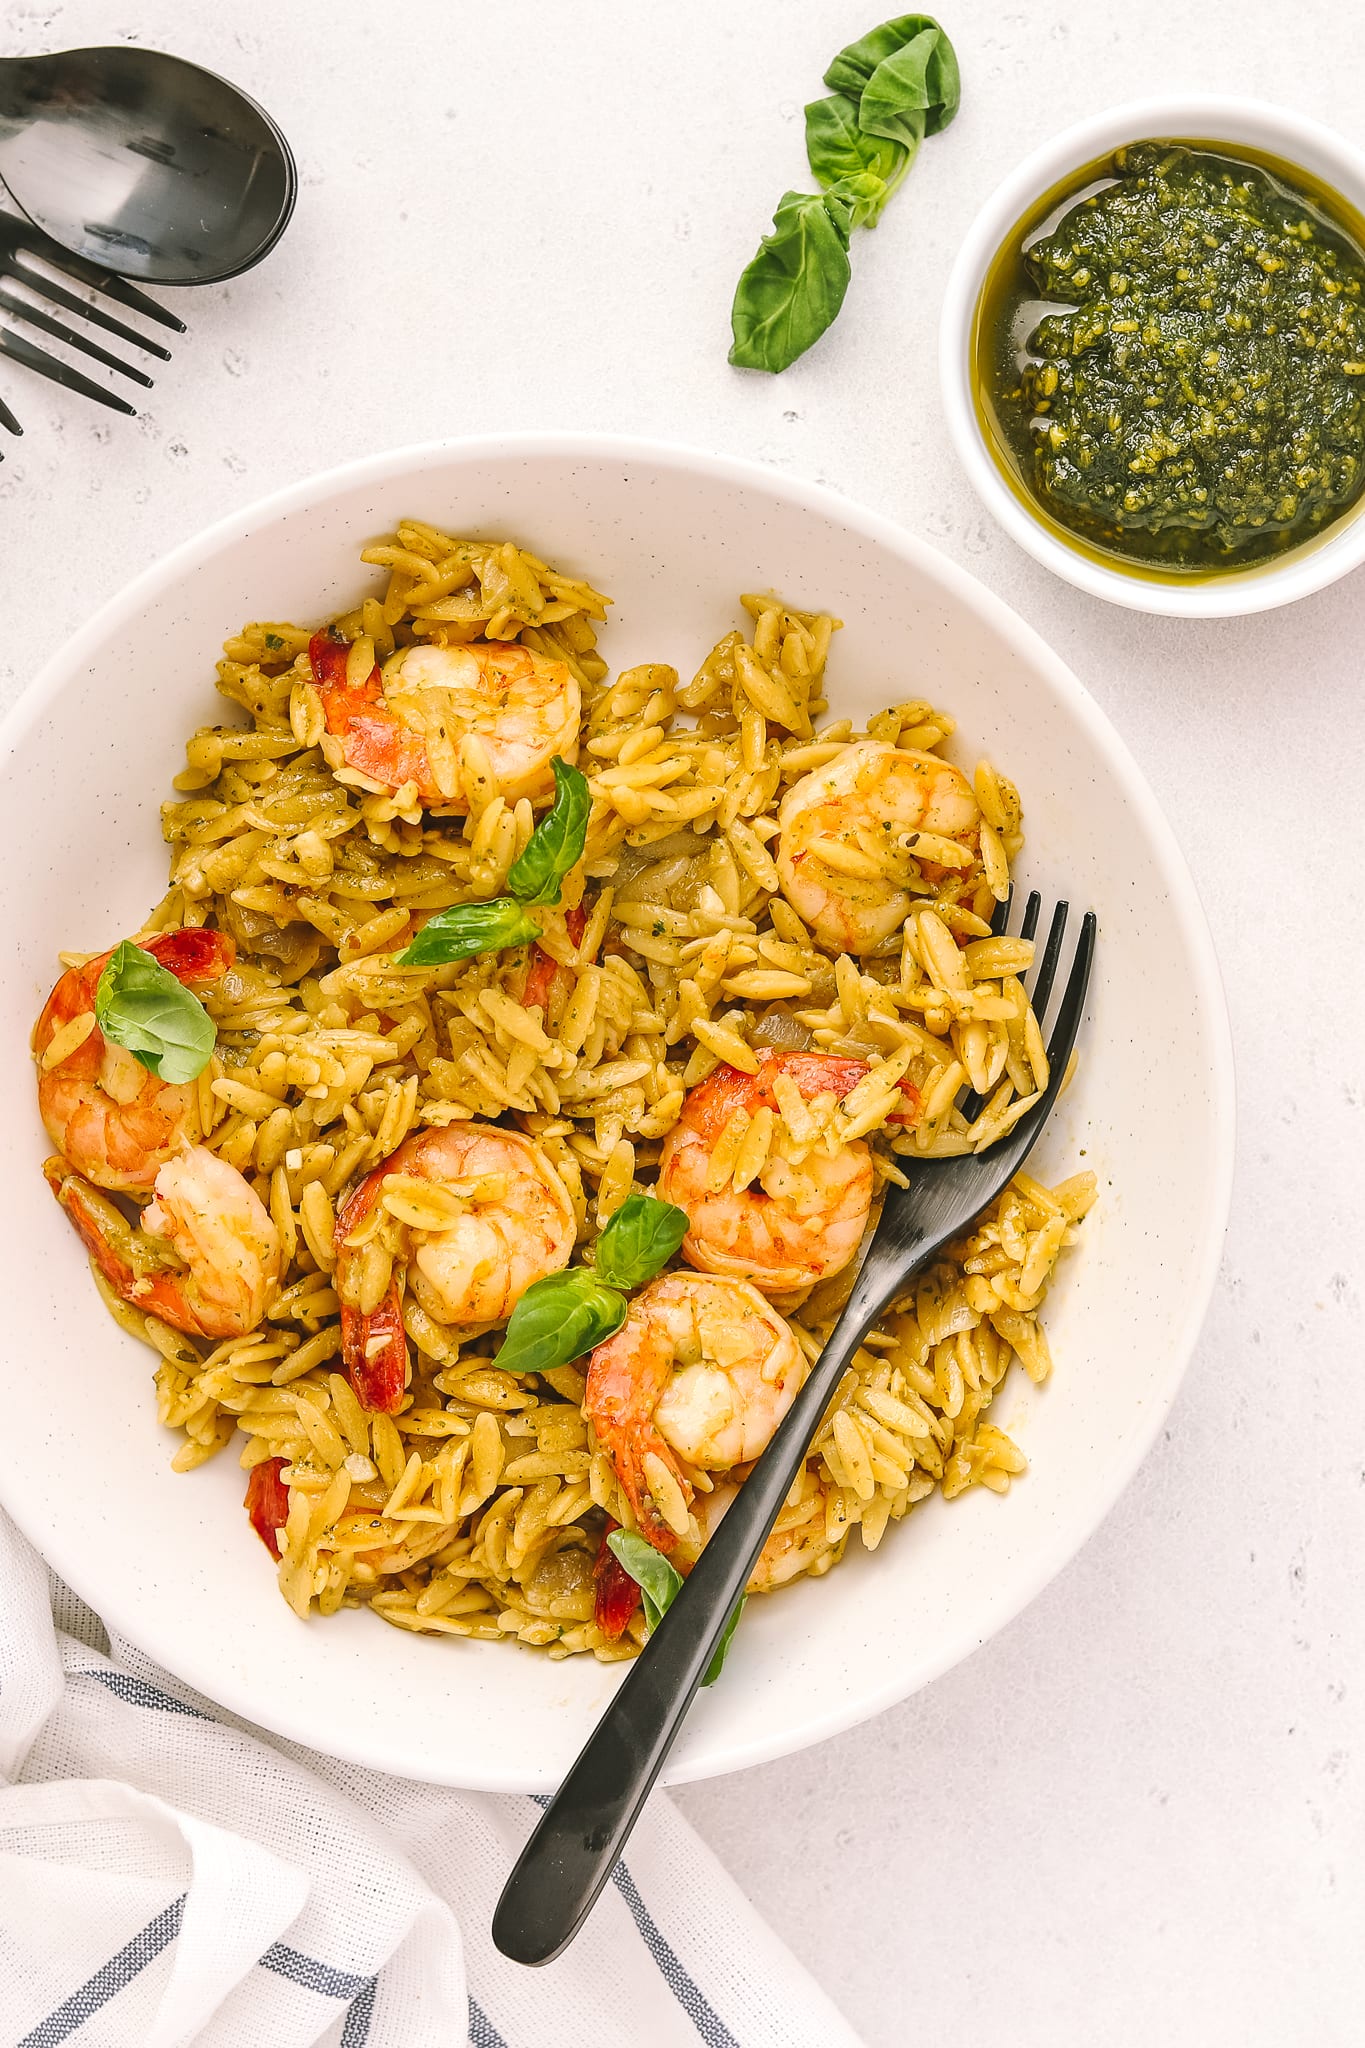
xmin=975 ymin=141 xmax=1365 ymax=574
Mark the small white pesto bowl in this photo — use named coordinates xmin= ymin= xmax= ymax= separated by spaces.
xmin=940 ymin=97 xmax=1365 ymax=617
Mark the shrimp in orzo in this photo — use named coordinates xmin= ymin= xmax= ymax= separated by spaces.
xmin=45 ymin=1143 xmax=283 ymax=1339
xmin=585 ymin=1272 xmax=806 ymax=1552
xmin=657 ymin=1048 xmax=915 ymax=1294
xmin=694 ymin=1465 xmax=840 ymax=1590
xmin=308 ymin=631 xmax=579 ymax=809
xmin=34 ymin=928 xmax=234 ymax=1194
xmin=334 ymin=1122 xmax=577 ymax=1412
xmin=776 ymin=740 xmax=981 ymax=953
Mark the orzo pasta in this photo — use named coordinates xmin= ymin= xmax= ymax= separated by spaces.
xmin=33 ymin=523 xmax=1096 ymax=1663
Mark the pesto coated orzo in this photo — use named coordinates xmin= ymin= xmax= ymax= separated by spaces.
xmin=33 ymin=522 xmax=1095 ymax=1663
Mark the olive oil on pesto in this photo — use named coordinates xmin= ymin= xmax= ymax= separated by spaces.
xmin=974 ymin=141 xmax=1365 ymax=575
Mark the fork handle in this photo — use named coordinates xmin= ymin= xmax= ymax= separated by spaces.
xmin=490 ymin=1239 xmax=925 ymax=1966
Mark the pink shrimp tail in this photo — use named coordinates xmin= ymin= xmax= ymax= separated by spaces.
xmin=584 ymin=1317 xmax=691 ymax=1554
xmin=43 ymin=1158 xmax=241 ymax=1340
xmin=340 ymin=1283 xmax=408 ymax=1414
xmin=333 ymin=1161 xmax=410 ymax=1415
xmin=308 ymin=629 xmax=381 ymax=701
xmin=308 ymin=630 xmax=432 ymax=796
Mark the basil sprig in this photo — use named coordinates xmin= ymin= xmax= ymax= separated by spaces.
xmin=506 ymin=757 xmax=591 ymax=906
xmin=729 ymin=14 xmax=961 ymax=373
xmin=491 ymin=1268 xmax=628 ymax=1377
xmin=804 ymin=96 xmax=910 ymax=230
xmin=824 ymin=15 xmax=960 ymax=149
xmin=397 ymin=897 xmax=542 ymax=968
xmin=593 ymin=1192 xmax=690 ymax=1292
xmin=397 ymin=756 xmax=590 ymax=967
xmin=492 ymin=1194 xmax=689 ymax=1377
xmin=606 ymin=1529 xmax=745 ymax=1685
xmin=94 ymin=940 xmax=217 ymax=1084
xmin=728 ymin=193 xmax=854 ymax=381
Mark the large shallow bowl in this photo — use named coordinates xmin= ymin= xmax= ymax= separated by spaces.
xmin=0 ymin=436 xmax=1234 ymax=1789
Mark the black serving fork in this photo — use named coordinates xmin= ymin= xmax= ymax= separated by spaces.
xmin=493 ymin=891 xmax=1097 ymax=1965
xmin=0 ymin=211 xmax=184 ymax=444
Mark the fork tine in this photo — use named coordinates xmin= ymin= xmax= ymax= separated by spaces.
xmin=58 ymin=265 xmax=184 ymax=333
xmin=0 ymin=218 xmax=185 ymax=332
xmin=986 ymin=912 xmax=1096 ymax=1171
xmin=0 ymin=287 xmax=153 ymax=387
xmin=1039 ymin=912 xmax=1096 ymax=1099
xmin=0 ymin=391 xmax=20 ymax=435
xmin=2 ymin=261 xmax=172 ymax=360
xmin=1029 ymin=900 xmax=1069 ymax=1019
xmin=988 ymin=886 xmax=1014 ymax=937
xmin=0 ymin=330 xmax=137 ymax=415
xmin=1018 ymin=891 xmax=1041 ymax=943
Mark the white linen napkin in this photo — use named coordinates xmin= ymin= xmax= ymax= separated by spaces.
xmin=0 ymin=1510 xmax=864 ymax=2048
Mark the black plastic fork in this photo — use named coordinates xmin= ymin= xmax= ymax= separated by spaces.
xmin=0 ymin=212 xmax=184 ymax=447
xmin=492 ymin=891 xmax=1097 ymax=1965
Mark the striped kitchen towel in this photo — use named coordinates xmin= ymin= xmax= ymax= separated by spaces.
xmin=0 ymin=1511 xmax=864 ymax=2047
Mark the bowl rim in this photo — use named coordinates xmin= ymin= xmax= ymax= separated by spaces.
xmin=0 ymin=432 xmax=1237 ymax=1782
xmin=938 ymin=94 xmax=1365 ymax=618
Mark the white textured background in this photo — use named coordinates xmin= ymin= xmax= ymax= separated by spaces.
xmin=3 ymin=4 xmax=1363 ymax=2043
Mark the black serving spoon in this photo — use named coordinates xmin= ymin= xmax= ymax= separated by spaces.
xmin=0 ymin=45 xmax=295 ymax=285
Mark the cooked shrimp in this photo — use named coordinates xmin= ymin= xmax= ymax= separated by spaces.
xmin=334 ymin=1122 xmax=577 ymax=1411
xmin=693 ymin=1469 xmax=837 ymax=1592
xmin=308 ymin=631 xmax=579 ymax=808
xmin=657 ymin=1048 xmax=906 ymax=1294
xmin=45 ymin=1143 xmax=283 ymax=1339
xmin=752 ymin=1491 xmax=832 ymax=1589
xmin=585 ymin=1272 xmax=805 ymax=1551
xmin=34 ymin=928 xmax=234 ymax=1195
xmin=776 ymin=740 xmax=980 ymax=954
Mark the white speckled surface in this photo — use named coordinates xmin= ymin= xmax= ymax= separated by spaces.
xmin=1 ymin=3 xmax=1362 ymax=2042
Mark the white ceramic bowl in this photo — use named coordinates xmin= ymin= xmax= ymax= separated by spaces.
xmin=0 ymin=436 xmax=1234 ymax=1788
xmin=940 ymin=97 xmax=1365 ymax=617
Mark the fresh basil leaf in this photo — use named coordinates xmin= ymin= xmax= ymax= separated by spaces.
xmin=703 ymin=1594 xmax=747 ymax=1686
xmin=607 ymin=1529 xmax=684 ymax=1633
xmin=606 ymin=1529 xmax=746 ymax=1683
xmin=859 ymin=29 xmax=958 ymax=148
xmin=396 ymin=897 xmax=541 ymax=967
xmin=824 ymin=16 xmax=960 ymax=147
xmin=594 ymin=1193 xmax=689 ymax=1292
xmin=492 ymin=1268 xmax=627 ymax=1377
xmin=824 ymin=13 xmax=918 ymax=96
xmin=506 ymin=756 xmax=591 ymax=907
xmin=729 ymin=189 xmax=853 ymax=374
xmin=821 ymin=170 xmax=893 ymax=238
xmin=805 ymin=93 xmax=908 ymax=223
xmin=94 ymin=940 xmax=217 ymax=1084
